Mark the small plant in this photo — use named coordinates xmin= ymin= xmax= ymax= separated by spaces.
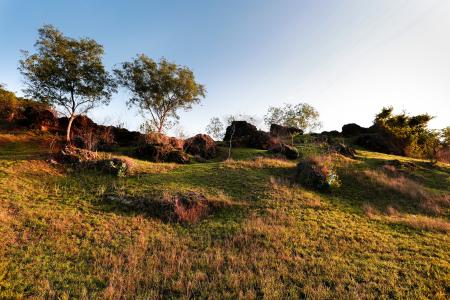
xmin=296 ymin=155 xmax=341 ymax=191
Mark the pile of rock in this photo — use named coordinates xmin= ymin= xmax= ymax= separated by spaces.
xmin=184 ymin=134 xmax=217 ymax=159
xmin=223 ymin=121 xmax=271 ymax=149
xmin=268 ymin=143 xmax=299 ymax=160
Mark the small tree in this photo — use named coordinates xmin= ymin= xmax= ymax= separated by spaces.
xmin=19 ymin=25 xmax=116 ymax=143
xmin=264 ymin=103 xmax=322 ymax=144
xmin=440 ymin=126 xmax=450 ymax=146
xmin=206 ymin=117 xmax=224 ymax=140
xmin=115 ymin=54 xmax=206 ymax=134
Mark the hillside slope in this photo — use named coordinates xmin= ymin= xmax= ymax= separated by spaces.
xmin=0 ymin=132 xmax=449 ymax=299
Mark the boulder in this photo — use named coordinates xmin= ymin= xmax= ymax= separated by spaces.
xmin=321 ymin=130 xmax=341 ymax=137
xmin=296 ymin=156 xmax=340 ymax=191
xmin=169 ymin=137 xmax=185 ymax=150
xmin=184 ymin=134 xmax=217 ymax=159
xmin=341 ymin=123 xmax=370 ymax=137
xmin=269 ymin=143 xmax=299 ymax=160
xmin=331 ymin=143 xmax=356 ymax=159
xmin=270 ymin=124 xmax=303 ymax=137
xmin=59 ymin=144 xmax=98 ymax=163
xmin=355 ymin=131 xmax=405 ymax=156
xmin=94 ymin=158 xmax=131 ymax=177
xmin=224 ymin=121 xmax=271 ymax=149
xmin=110 ymin=127 xmax=142 ymax=147
xmin=134 ymin=143 xmax=190 ymax=164
xmin=134 ymin=144 xmax=171 ymax=162
xmin=166 ymin=149 xmax=190 ymax=164
xmin=19 ymin=106 xmax=58 ymax=131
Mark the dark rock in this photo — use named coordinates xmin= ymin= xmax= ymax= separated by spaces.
xmin=269 ymin=143 xmax=299 ymax=160
xmin=321 ymin=130 xmax=341 ymax=137
xmin=296 ymin=156 xmax=340 ymax=191
xmin=342 ymin=123 xmax=370 ymax=137
xmin=224 ymin=121 xmax=271 ymax=149
xmin=385 ymin=159 xmax=417 ymax=170
xmin=18 ymin=106 xmax=58 ymax=131
xmin=331 ymin=143 xmax=356 ymax=159
xmin=110 ymin=127 xmax=142 ymax=147
xmin=59 ymin=145 xmax=99 ymax=163
xmin=134 ymin=144 xmax=170 ymax=162
xmin=270 ymin=124 xmax=303 ymax=137
xmin=94 ymin=158 xmax=130 ymax=177
xmin=184 ymin=134 xmax=217 ymax=159
xmin=355 ymin=130 xmax=405 ymax=156
xmin=166 ymin=149 xmax=190 ymax=164
xmin=134 ymin=143 xmax=190 ymax=164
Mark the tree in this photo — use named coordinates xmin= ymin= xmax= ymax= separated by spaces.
xmin=264 ymin=103 xmax=321 ymax=133
xmin=440 ymin=126 xmax=450 ymax=146
xmin=205 ymin=117 xmax=224 ymax=140
xmin=114 ymin=54 xmax=206 ymax=133
xmin=19 ymin=25 xmax=116 ymax=143
xmin=373 ymin=106 xmax=440 ymax=160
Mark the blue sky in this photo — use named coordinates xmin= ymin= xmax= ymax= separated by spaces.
xmin=1 ymin=0 xmax=449 ymax=135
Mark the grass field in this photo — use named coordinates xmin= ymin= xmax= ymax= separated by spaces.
xmin=0 ymin=132 xmax=449 ymax=299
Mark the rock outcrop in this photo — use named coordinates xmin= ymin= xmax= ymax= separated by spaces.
xmin=184 ymin=134 xmax=217 ymax=159
xmin=270 ymin=124 xmax=303 ymax=137
xmin=223 ymin=121 xmax=271 ymax=149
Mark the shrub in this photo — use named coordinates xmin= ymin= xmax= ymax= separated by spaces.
xmin=296 ymin=155 xmax=341 ymax=191
xmin=97 ymin=158 xmax=131 ymax=177
xmin=0 ymin=87 xmax=18 ymax=121
xmin=372 ymin=107 xmax=441 ymax=160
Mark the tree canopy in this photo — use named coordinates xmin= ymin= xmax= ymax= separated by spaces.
xmin=19 ymin=25 xmax=116 ymax=142
xmin=264 ymin=103 xmax=321 ymax=133
xmin=114 ymin=54 xmax=206 ymax=133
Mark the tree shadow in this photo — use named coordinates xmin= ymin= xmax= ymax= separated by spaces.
xmin=333 ymin=156 xmax=450 ymax=217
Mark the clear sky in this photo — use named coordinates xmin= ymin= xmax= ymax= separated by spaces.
xmin=1 ymin=0 xmax=449 ymax=135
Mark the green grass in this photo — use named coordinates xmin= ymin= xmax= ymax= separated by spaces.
xmin=0 ymin=132 xmax=449 ymax=299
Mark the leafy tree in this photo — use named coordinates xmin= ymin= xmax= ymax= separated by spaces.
xmin=0 ymin=85 xmax=18 ymax=121
xmin=206 ymin=117 xmax=224 ymax=140
xmin=114 ymin=54 xmax=206 ymax=133
xmin=441 ymin=126 xmax=450 ymax=146
xmin=19 ymin=25 xmax=116 ymax=142
xmin=373 ymin=106 xmax=440 ymax=160
xmin=264 ymin=103 xmax=321 ymax=133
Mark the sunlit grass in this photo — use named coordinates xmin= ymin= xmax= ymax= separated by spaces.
xmin=0 ymin=132 xmax=449 ymax=298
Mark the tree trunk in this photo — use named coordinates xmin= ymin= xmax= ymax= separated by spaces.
xmin=228 ymin=124 xmax=235 ymax=160
xmin=66 ymin=115 xmax=76 ymax=143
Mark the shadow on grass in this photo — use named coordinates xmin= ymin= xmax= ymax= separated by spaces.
xmin=333 ymin=156 xmax=450 ymax=217
xmin=58 ymin=161 xmax=294 ymax=240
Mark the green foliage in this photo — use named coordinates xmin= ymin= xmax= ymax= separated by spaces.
xmin=114 ymin=54 xmax=206 ymax=133
xmin=0 ymin=86 xmax=18 ymax=120
xmin=19 ymin=25 xmax=116 ymax=141
xmin=441 ymin=126 xmax=450 ymax=146
xmin=19 ymin=25 xmax=116 ymax=116
xmin=205 ymin=117 xmax=224 ymax=140
xmin=374 ymin=106 xmax=440 ymax=160
xmin=264 ymin=103 xmax=321 ymax=133
xmin=296 ymin=155 xmax=341 ymax=191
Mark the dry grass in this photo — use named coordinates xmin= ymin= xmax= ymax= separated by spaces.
xmin=269 ymin=176 xmax=324 ymax=208
xmin=363 ymin=203 xmax=449 ymax=233
xmin=1 ymin=131 xmax=449 ymax=298
xmin=390 ymin=215 xmax=450 ymax=233
xmin=360 ymin=169 xmax=449 ymax=215
xmin=362 ymin=203 xmax=380 ymax=219
xmin=222 ymin=156 xmax=295 ymax=169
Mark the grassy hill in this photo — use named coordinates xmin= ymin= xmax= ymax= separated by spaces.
xmin=0 ymin=131 xmax=449 ymax=299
